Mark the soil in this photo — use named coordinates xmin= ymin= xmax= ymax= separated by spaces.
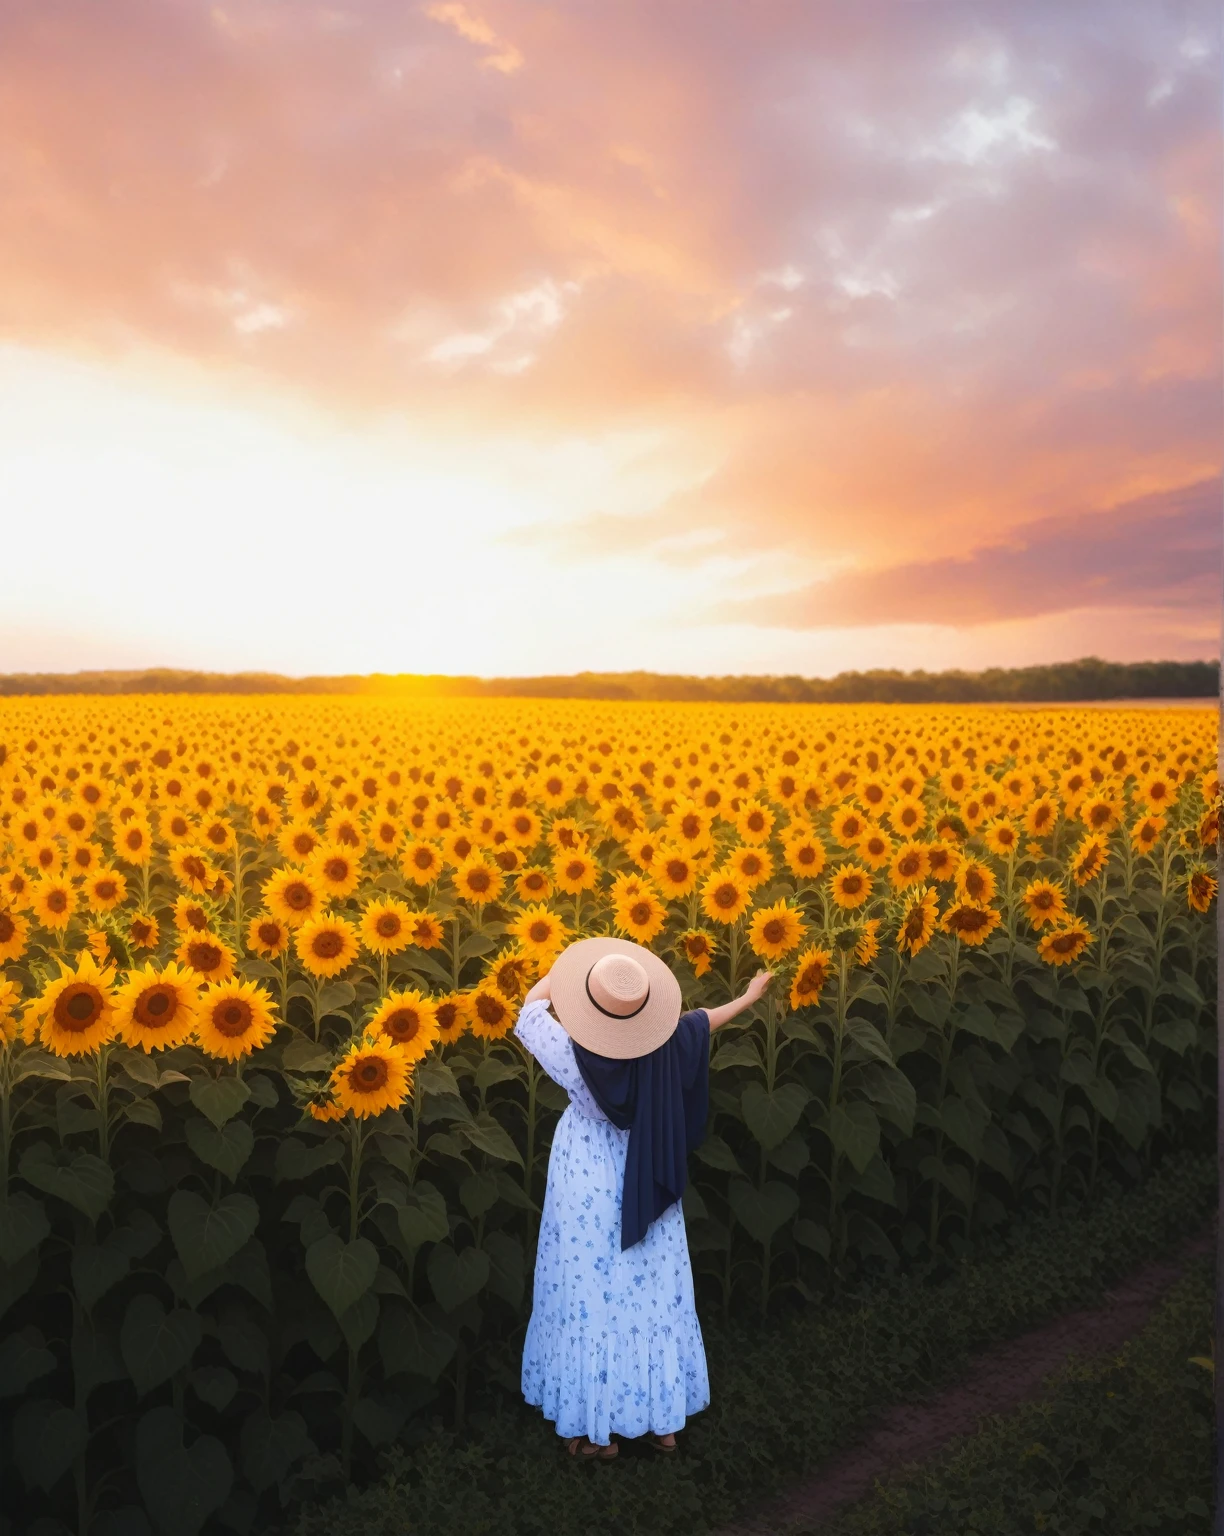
xmin=715 ymin=1227 xmax=1216 ymax=1536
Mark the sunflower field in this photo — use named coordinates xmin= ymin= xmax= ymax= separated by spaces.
xmin=0 ymin=696 xmax=1217 ymax=1535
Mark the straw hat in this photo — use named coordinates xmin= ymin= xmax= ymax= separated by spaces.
xmin=548 ymin=935 xmax=683 ymax=1059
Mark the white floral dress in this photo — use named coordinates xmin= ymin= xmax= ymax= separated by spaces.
xmin=514 ymin=997 xmax=712 ymax=1445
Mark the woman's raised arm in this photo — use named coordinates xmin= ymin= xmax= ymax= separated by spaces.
xmin=704 ymin=970 xmax=773 ymax=1031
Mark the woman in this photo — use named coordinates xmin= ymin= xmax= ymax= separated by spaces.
xmin=513 ymin=933 xmax=773 ymax=1459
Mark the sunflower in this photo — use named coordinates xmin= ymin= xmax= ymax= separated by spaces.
xmin=442 ymin=829 xmax=478 ymax=867
xmin=1135 ymin=774 xmax=1174 ymax=812
xmin=454 ymin=857 xmax=505 ymax=905
xmin=855 ymin=776 xmax=890 ymax=815
xmin=1197 ymin=805 xmax=1220 ymax=848
xmin=199 ymin=817 xmax=236 ymax=855
xmin=939 ymin=902 xmax=1002 ymax=947
xmin=175 ymin=932 xmax=237 ymax=984
xmin=485 ymin=946 xmax=537 ymax=1002
xmin=34 ymin=952 xmax=117 ymax=1057
xmin=887 ymin=796 xmax=927 ymax=838
xmin=613 ymin=887 xmax=668 ymax=943
xmin=1036 ymin=920 xmax=1094 ymax=967
xmin=789 ymin=945 xmax=833 ymax=1009
xmin=433 ymin=991 xmax=471 ymax=1043
xmin=699 ymin=868 xmax=752 ymax=925
xmin=262 ymin=867 xmax=322 ymax=928
xmin=507 ymin=903 xmax=570 ymax=962
xmin=552 ymin=851 xmax=598 ymax=896
xmin=923 ymin=842 xmax=960 ymax=884
xmin=172 ymin=894 xmax=212 ymax=935
xmin=667 ymin=800 xmax=714 ymax=848
xmin=735 ymin=801 xmax=775 ymax=845
xmin=295 ymin=915 xmax=360 ymax=978
xmin=829 ymin=863 xmax=872 ymax=910
xmin=32 ymin=876 xmax=76 ymax=931
xmin=546 ymin=818 xmax=589 ymax=856
xmin=249 ymin=800 xmax=282 ymax=843
xmin=677 ymin=928 xmax=716 ymax=977
xmin=310 ymin=846 xmax=361 ymax=901
xmin=114 ymin=962 xmax=198 ymax=1052
xmin=325 ymin=809 xmax=368 ymax=855
xmin=247 ymin=912 xmax=291 ymax=958
xmin=1077 ymin=794 xmax=1123 ymax=838
xmin=537 ymin=769 xmax=571 ymax=809
xmin=370 ymin=817 xmax=405 ymax=858
xmin=1024 ymin=795 xmax=1060 ymax=838
xmin=330 ymin=1033 xmax=412 ymax=1117
xmin=400 ymin=839 xmax=443 ymax=887
xmin=1129 ymin=814 xmax=1166 ymax=856
xmin=0 ymin=907 xmax=30 ymax=964
xmin=955 ymin=859 xmax=997 ymax=906
xmin=359 ymin=898 xmax=415 ymax=956
xmin=783 ymin=831 xmax=827 ymax=881
xmin=896 ymin=887 xmax=939 ymax=957
xmin=168 ymin=844 xmax=216 ymax=894
xmin=278 ymin=821 xmax=324 ymax=865
xmin=466 ymin=985 xmax=515 ymax=1040
xmin=514 ymin=865 xmax=553 ymax=901
xmin=830 ymin=807 xmax=869 ymax=848
xmin=1020 ymin=879 xmax=1068 ymax=930
xmin=888 ymin=839 xmax=929 ymax=891
xmin=748 ymin=901 xmax=804 ymax=960
xmin=0 ymin=977 xmax=23 ymax=1045
xmin=160 ymin=808 xmax=196 ymax=844
xmin=84 ymin=867 xmax=128 ymax=914
xmin=1069 ymin=833 xmax=1110 ymax=887
xmin=406 ymin=910 xmax=446 ymax=950
xmin=195 ymin=979 xmax=278 ymax=1061
xmin=1187 ymin=867 xmax=1219 ymax=914
xmin=624 ymin=833 xmax=662 ymax=874
xmin=728 ymin=844 xmax=774 ymax=890
xmin=65 ymin=840 xmax=99 ymax=876
xmin=369 ymin=989 xmax=440 ymax=1062
xmin=27 ymin=838 xmax=62 ymax=876
xmin=857 ymin=828 xmax=894 ymax=872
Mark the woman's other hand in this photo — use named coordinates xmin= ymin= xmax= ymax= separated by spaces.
xmin=523 ymin=968 xmax=553 ymax=1005
xmin=743 ymin=970 xmax=773 ymax=1005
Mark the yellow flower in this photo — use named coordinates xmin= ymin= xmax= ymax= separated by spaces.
xmin=667 ymin=800 xmax=715 ymax=848
xmin=247 ymin=912 xmax=291 ymax=958
xmin=888 ymin=840 xmax=929 ymax=891
xmin=359 ymin=898 xmax=415 ymax=956
xmin=408 ymin=910 xmax=446 ymax=950
xmin=789 ymin=945 xmax=833 ymax=1009
xmin=0 ymin=907 xmax=30 ymax=964
xmin=167 ymin=844 xmax=215 ymax=892
xmin=1021 ymin=879 xmax=1068 ymax=930
xmin=369 ymin=989 xmax=439 ymax=1062
xmin=857 ymin=828 xmax=894 ymax=871
xmin=1187 ymin=867 xmax=1218 ymax=914
xmin=195 ymin=979 xmax=278 ymax=1061
xmin=854 ymin=917 xmax=881 ymax=967
xmin=783 ymin=831 xmax=827 ymax=880
xmin=0 ymin=977 xmax=23 ymax=1045
xmin=1069 ymin=833 xmax=1110 ymax=887
xmin=514 ymin=865 xmax=553 ymax=902
xmin=1036 ymin=920 xmax=1094 ymax=966
xmin=175 ymin=932 xmax=238 ymax=984
xmin=330 ymin=1034 xmax=412 ymax=1117
xmin=677 ymin=928 xmax=716 ymax=977
xmin=1129 ymin=814 xmax=1166 ymax=856
xmin=278 ymin=821 xmax=324 ymax=865
xmin=114 ymin=962 xmax=198 ymax=1052
xmin=1078 ymin=794 xmax=1123 ymax=836
xmin=887 ymin=796 xmax=927 ymax=837
xmin=32 ymin=876 xmax=76 ymax=931
xmin=896 ymin=887 xmax=938 ymax=957
xmin=262 ymin=867 xmax=323 ymax=927
xmin=728 ymin=844 xmax=774 ymax=890
xmin=923 ymin=842 xmax=960 ymax=884
xmin=34 ymin=952 xmax=117 ymax=1057
xmin=700 ymin=869 xmax=752 ymax=926
xmin=310 ymin=846 xmax=362 ymax=900
xmin=613 ymin=887 xmax=668 ymax=943
xmin=507 ymin=903 xmax=570 ymax=961
xmin=955 ymin=859 xmax=997 ymax=906
xmin=829 ymin=863 xmax=872 ymax=910
xmin=734 ymin=801 xmax=775 ymax=845
xmin=485 ymin=946 xmax=537 ymax=1001
xmin=654 ymin=848 xmax=701 ymax=899
xmin=748 ymin=901 xmax=804 ymax=960
xmin=553 ymin=850 xmax=599 ymax=895
xmin=466 ymin=983 xmax=515 ymax=1039
xmin=400 ymin=839 xmax=443 ymax=887
xmin=454 ymin=857 xmax=505 ymax=905
xmin=939 ymin=902 xmax=1002 ymax=947
xmin=295 ymin=915 xmax=360 ymax=978
xmin=981 ymin=818 xmax=1020 ymax=858
xmin=84 ymin=867 xmax=128 ymax=914
xmin=433 ymin=991 xmax=471 ymax=1043
xmin=127 ymin=911 xmax=160 ymax=951
xmin=1024 ymin=795 xmax=1060 ymax=838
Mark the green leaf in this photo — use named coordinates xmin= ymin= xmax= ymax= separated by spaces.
xmin=377 ymin=1305 xmax=456 ymax=1381
xmin=427 ymin=1244 xmax=490 ymax=1312
xmin=57 ymin=1092 xmax=100 ymax=1139
xmin=829 ymin=1102 xmax=880 ymax=1174
xmin=136 ymin=1406 xmax=233 ymax=1536
xmin=0 ymin=1326 xmax=55 ymax=1397
xmin=188 ymin=1076 xmax=251 ymax=1130
xmin=483 ymin=1230 xmax=525 ymax=1309
xmin=857 ymin=1063 xmax=917 ymax=1136
xmin=740 ymin=1081 xmax=810 ymax=1151
xmin=848 ymin=1154 xmax=896 ymax=1206
xmin=167 ymin=1191 xmax=260 ymax=1281
xmin=353 ymin=1392 xmax=409 ymax=1447
xmin=315 ymin=980 xmax=356 ymax=1020
xmin=954 ymin=1002 xmax=1000 ymax=1044
xmin=0 ymin=1193 xmax=49 ymax=1266
xmin=14 ymin=1399 xmax=87 ymax=1492
xmin=793 ymin=1218 xmax=830 ymax=1258
xmin=844 ymin=1017 xmax=894 ymax=1065
xmin=0 ymin=1251 xmax=39 ymax=1323
xmin=72 ymin=1318 xmax=126 ymax=1399
xmin=281 ymin=1035 xmax=333 ymax=1072
xmin=1153 ymin=1017 xmax=1198 ymax=1056
xmin=274 ymin=1135 xmax=345 ymax=1182
xmin=72 ymin=1235 xmax=132 ymax=1311
xmin=1060 ymin=1051 xmax=1095 ymax=1087
xmin=727 ymin=1179 xmax=799 ymax=1244
xmin=940 ymin=1095 xmax=987 ymax=1160
xmin=414 ymin=1056 xmax=461 ymax=1099
xmin=121 ymin=1294 xmax=203 ymax=1396
xmin=459 ymin=1171 xmax=500 ymax=1220
xmin=475 ymin=1056 xmax=520 ymax=1093
xmin=239 ymin=1408 xmax=314 ymax=1494
xmin=305 ymin=1234 xmax=379 ymax=1319
xmin=123 ymin=1097 xmax=163 ymax=1131
xmin=907 ymin=988 xmax=950 ymax=1028
xmin=693 ymin=1135 xmax=744 ymax=1176
xmin=455 ymin=1110 xmax=524 ymax=1166
xmin=847 ymin=1210 xmax=899 ymax=1266
xmin=766 ymin=1132 xmax=809 ymax=1178
xmin=682 ymin=1183 xmax=709 ymax=1222
xmin=711 ymin=1034 xmax=765 ymax=1073
xmin=191 ymin=1366 xmax=238 ymax=1411
xmin=19 ymin=1143 xmax=113 ymax=1221
xmin=185 ymin=1118 xmax=254 ymax=1182
xmin=1086 ymin=1077 xmax=1120 ymax=1123
xmin=395 ymin=1182 xmax=451 ymax=1251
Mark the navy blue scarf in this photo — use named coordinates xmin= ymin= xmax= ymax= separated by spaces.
xmin=571 ymin=1009 xmax=710 ymax=1251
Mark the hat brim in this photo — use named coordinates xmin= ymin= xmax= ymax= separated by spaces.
xmin=548 ymin=936 xmax=683 ymax=1059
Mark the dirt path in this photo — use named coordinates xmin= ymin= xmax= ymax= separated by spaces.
xmin=716 ymin=1228 xmax=1215 ymax=1536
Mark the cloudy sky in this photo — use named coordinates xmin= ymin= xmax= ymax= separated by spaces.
xmin=1 ymin=0 xmax=1219 ymax=678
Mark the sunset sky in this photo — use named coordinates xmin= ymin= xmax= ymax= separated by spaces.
xmin=1 ymin=0 xmax=1220 ymax=679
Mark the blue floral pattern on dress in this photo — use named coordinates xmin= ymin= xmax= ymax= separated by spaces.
xmin=514 ymin=998 xmax=711 ymax=1445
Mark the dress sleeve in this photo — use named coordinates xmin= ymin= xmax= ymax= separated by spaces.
xmin=513 ymin=999 xmax=609 ymax=1121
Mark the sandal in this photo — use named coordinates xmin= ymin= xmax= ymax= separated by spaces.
xmin=566 ymin=1435 xmax=618 ymax=1460
xmin=648 ymin=1432 xmax=678 ymax=1454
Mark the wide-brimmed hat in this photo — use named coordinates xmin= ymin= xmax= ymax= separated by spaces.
xmin=548 ymin=935 xmax=682 ymax=1059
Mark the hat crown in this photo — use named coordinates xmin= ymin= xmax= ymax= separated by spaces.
xmin=586 ymin=953 xmax=649 ymax=1017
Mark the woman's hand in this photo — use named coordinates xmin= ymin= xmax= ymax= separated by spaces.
xmin=523 ymin=968 xmax=552 ymax=1005
xmin=743 ymin=970 xmax=773 ymax=1006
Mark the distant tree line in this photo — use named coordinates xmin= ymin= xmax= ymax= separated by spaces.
xmin=0 ymin=657 xmax=1216 ymax=703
